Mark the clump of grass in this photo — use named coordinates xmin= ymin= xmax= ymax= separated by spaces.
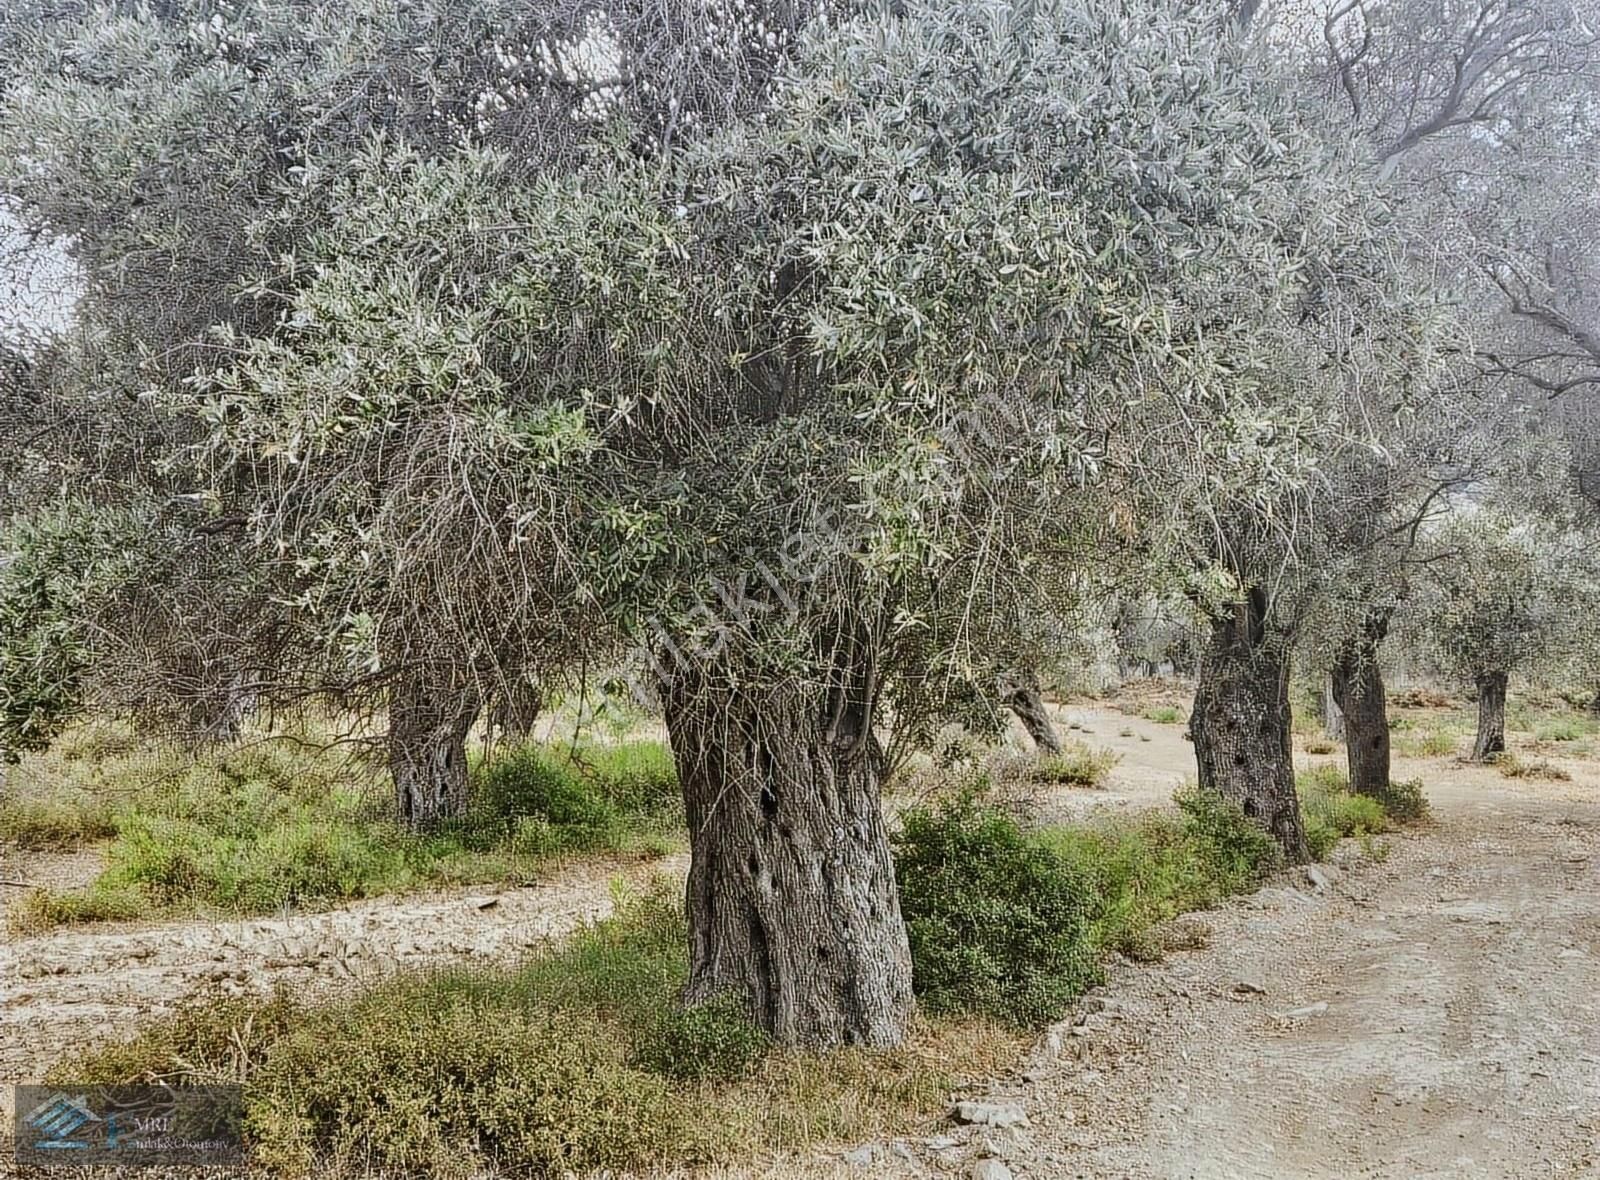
xmin=1031 ymin=741 xmax=1118 ymax=789
xmin=1295 ymin=764 xmax=1426 ymax=860
xmin=1533 ymin=715 xmax=1595 ymax=743
xmin=1303 ymin=738 xmax=1336 ymax=755
xmin=1490 ymin=752 xmax=1571 ymax=781
xmin=1374 ymin=777 xmax=1430 ymax=824
xmin=1298 ymin=765 xmax=1375 ymax=854
xmin=6 ymin=733 xmax=684 ymax=934
xmin=8 ymin=879 xmax=148 ymax=935
xmin=0 ymin=793 xmax=119 ymax=849
xmin=1393 ymin=727 xmax=1456 ymax=758
xmin=57 ymin=889 xmax=1019 ymax=1178
xmin=1038 ymin=792 xmax=1279 ymax=963
xmin=1142 ymin=705 xmax=1184 ymax=725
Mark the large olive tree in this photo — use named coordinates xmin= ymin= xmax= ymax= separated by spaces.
xmin=0 ymin=0 xmax=822 ymax=819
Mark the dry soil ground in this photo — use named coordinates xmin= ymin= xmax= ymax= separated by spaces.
xmin=3 ymin=702 xmax=1598 ymax=1179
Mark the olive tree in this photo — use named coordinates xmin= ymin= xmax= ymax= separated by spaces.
xmin=0 ymin=0 xmax=820 ymax=819
xmin=180 ymin=0 xmax=1440 ymax=1043
xmin=1422 ymin=506 xmax=1590 ymax=758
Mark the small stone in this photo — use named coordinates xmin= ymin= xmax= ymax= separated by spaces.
xmin=842 ymin=1145 xmax=878 ymax=1167
xmin=968 ymin=1161 xmax=1014 ymax=1180
xmin=1302 ymin=864 xmax=1339 ymax=891
xmin=1558 ymin=948 xmax=1585 ymax=959
xmin=470 ymin=896 xmax=500 ymax=911
xmin=951 ymin=1101 xmax=1030 ymax=1129
xmin=1233 ymin=979 xmax=1268 ymax=996
xmin=978 ymin=1127 xmax=1034 ymax=1159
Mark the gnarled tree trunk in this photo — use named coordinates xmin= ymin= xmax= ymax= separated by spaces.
xmin=488 ymin=676 xmax=543 ymax=745
xmin=388 ymin=675 xmax=480 ymax=829
xmin=998 ymin=668 xmax=1062 ymax=754
xmin=1331 ymin=609 xmax=1392 ymax=800
xmin=1188 ymin=588 xmax=1309 ymax=863
xmin=1471 ymin=670 xmax=1508 ymax=761
xmin=662 ymin=667 xmax=913 ymax=1048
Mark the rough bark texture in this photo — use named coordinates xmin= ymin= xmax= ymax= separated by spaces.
xmin=1472 ymin=670 xmax=1508 ymax=761
xmin=488 ymin=677 xmax=543 ymax=744
xmin=1188 ymin=590 xmax=1309 ymax=863
xmin=663 ymin=672 xmax=913 ymax=1048
xmin=1331 ymin=610 xmax=1392 ymax=800
xmin=998 ymin=668 xmax=1062 ymax=754
xmin=388 ymin=676 xmax=480 ymax=829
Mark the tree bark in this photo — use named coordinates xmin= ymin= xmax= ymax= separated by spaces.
xmin=662 ymin=669 xmax=913 ymax=1048
xmin=388 ymin=675 xmax=480 ymax=829
xmin=1331 ymin=610 xmax=1392 ymax=800
xmin=998 ymin=668 xmax=1062 ymax=754
xmin=488 ymin=676 xmax=542 ymax=745
xmin=1471 ymin=670 xmax=1508 ymax=761
xmin=1188 ymin=589 xmax=1309 ymax=862
xmin=1322 ymin=676 xmax=1345 ymax=741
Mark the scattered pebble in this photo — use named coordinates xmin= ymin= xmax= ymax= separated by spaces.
xmin=951 ymin=1101 xmax=1031 ymax=1129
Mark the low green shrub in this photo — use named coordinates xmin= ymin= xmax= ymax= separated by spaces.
xmin=1374 ymin=777 xmax=1430 ymax=824
xmin=1303 ymin=792 xmax=1386 ymax=861
xmin=637 ymin=991 xmax=769 ymax=1081
xmin=1174 ymin=788 xmax=1283 ymax=885
xmin=1038 ymin=792 xmax=1278 ymax=962
xmin=1416 ymin=729 xmax=1457 ymax=757
xmin=1292 ymin=765 xmax=1429 ymax=859
xmin=9 ymin=879 xmax=148 ymax=934
xmin=1031 ymin=741 xmax=1118 ymax=789
xmin=0 ymin=792 xmax=119 ymax=849
xmin=1142 ymin=705 xmax=1183 ymax=725
xmin=469 ymin=745 xmax=623 ymax=848
xmin=893 ymin=800 xmax=1097 ymax=1027
xmin=577 ymin=741 xmax=682 ymax=815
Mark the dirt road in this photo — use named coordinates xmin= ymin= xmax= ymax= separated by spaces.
xmin=4 ymin=706 xmax=1599 ymax=1178
xmin=807 ymin=714 xmax=1600 ymax=1180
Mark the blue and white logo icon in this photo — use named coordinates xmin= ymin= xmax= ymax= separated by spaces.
xmin=24 ymin=1092 xmax=99 ymax=1150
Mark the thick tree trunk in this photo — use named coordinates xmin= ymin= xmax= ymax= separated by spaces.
xmin=388 ymin=676 xmax=480 ymax=829
xmin=998 ymin=669 xmax=1062 ymax=754
xmin=1188 ymin=590 xmax=1309 ymax=862
xmin=1331 ymin=610 xmax=1392 ymax=800
xmin=1321 ymin=677 xmax=1345 ymax=741
xmin=488 ymin=676 xmax=543 ymax=745
xmin=662 ymin=671 xmax=913 ymax=1048
xmin=1471 ymin=671 xmax=1508 ymax=761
